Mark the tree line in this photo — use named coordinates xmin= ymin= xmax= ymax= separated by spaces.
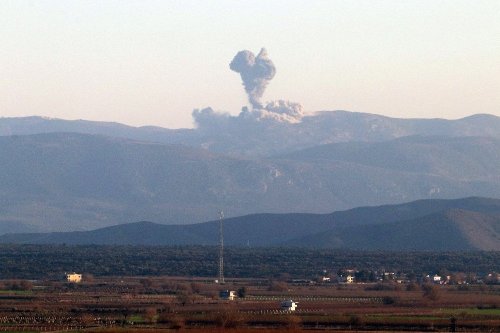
xmin=0 ymin=244 xmax=498 ymax=280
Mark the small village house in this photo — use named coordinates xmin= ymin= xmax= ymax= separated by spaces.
xmin=280 ymin=299 xmax=298 ymax=311
xmin=219 ymin=290 xmax=237 ymax=300
xmin=66 ymin=272 xmax=82 ymax=283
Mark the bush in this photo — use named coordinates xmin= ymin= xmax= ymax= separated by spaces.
xmin=237 ymin=286 xmax=247 ymax=298
xmin=422 ymin=284 xmax=440 ymax=301
xmin=213 ymin=305 xmax=245 ymax=328
xmin=158 ymin=312 xmax=185 ymax=330
xmin=190 ymin=282 xmax=202 ymax=294
xmin=349 ymin=314 xmax=364 ymax=327
xmin=282 ymin=315 xmax=302 ymax=330
xmin=3 ymin=280 xmax=33 ymax=291
xmin=382 ymin=296 xmax=397 ymax=305
xmin=365 ymin=283 xmax=395 ymax=291
xmin=268 ymin=281 xmax=288 ymax=292
xmin=456 ymin=284 xmax=470 ymax=291
xmin=143 ymin=307 xmax=157 ymax=324
xmin=405 ymin=283 xmax=420 ymax=291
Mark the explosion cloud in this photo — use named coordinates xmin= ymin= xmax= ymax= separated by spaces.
xmin=193 ymin=48 xmax=305 ymax=130
xmin=230 ymin=48 xmax=276 ymax=109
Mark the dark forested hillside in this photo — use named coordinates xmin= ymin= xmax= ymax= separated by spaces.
xmin=291 ymin=208 xmax=500 ymax=250
xmin=2 ymin=197 xmax=499 ymax=250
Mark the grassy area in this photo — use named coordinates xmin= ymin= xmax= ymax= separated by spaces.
xmin=367 ymin=314 xmax=442 ymax=321
xmin=127 ymin=314 xmax=144 ymax=323
xmin=0 ymin=290 xmax=33 ymax=295
xmin=441 ymin=307 xmax=500 ymax=316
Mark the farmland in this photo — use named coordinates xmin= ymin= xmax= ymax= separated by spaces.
xmin=0 ymin=245 xmax=498 ymax=331
xmin=0 ymin=276 xmax=499 ymax=332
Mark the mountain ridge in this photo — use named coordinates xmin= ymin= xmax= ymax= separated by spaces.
xmin=1 ymin=197 xmax=499 ymax=251
xmin=0 ymin=132 xmax=499 ymax=232
xmin=289 ymin=208 xmax=500 ymax=250
xmin=2 ymin=112 xmax=499 ymax=157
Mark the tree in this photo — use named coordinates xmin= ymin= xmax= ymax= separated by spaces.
xmin=237 ymin=286 xmax=247 ymax=298
xmin=283 ymin=314 xmax=302 ymax=330
xmin=422 ymin=284 xmax=440 ymax=301
xmin=214 ymin=305 xmax=245 ymax=328
xmin=158 ymin=312 xmax=185 ymax=330
xmin=18 ymin=280 xmax=33 ymax=291
xmin=190 ymin=282 xmax=202 ymax=294
xmin=268 ymin=281 xmax=288 ymax=292
xmin=143 ymin=307 xmax=157 ymax=324
xmin=176 ymin=292 xmax=195 ymax=306
xmin=355 ymin=270 xmax=371 ymax=282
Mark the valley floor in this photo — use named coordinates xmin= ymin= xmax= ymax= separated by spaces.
xmin=0 ymin=276 xmax=498 ymax=332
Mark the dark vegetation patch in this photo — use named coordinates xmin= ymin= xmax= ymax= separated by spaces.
xmin=0 ymin=244 xmax=498 ymax=279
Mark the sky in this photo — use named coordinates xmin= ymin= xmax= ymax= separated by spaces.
xmin=1 ymin=0 xmax=499 ymax=128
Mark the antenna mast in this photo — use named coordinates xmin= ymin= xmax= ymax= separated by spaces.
xmin=218 ymin=210 xmax=224 ymax=284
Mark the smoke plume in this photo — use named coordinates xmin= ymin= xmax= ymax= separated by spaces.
xmin=230 ymin=48 xmax=276 ymax=109
xmin=193 ymin=48 xmax=306 ymax=132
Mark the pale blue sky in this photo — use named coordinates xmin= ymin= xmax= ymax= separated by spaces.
xmin=1 ymin=0 xmax=499 ymax=128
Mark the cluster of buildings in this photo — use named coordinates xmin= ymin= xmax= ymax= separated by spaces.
xmin=295 ymin=269 xmax=500 ymax=285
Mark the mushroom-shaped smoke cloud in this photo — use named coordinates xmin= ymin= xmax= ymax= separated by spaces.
xmin=230 ymin=48 xmax=276 ymax=109
xmin=193 ymin=48 xmax=306 ymax=131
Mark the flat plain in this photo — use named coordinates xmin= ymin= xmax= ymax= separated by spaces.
xmin=0 ymin=276 xmax=498 ymax=332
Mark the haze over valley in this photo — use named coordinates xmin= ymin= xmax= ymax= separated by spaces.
xmin=1 ymin=21 xmax=499 ymax=248
xmin=0 ymin=111 xmax=499 ymax=242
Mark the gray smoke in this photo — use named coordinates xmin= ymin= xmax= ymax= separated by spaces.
xmin=193 ymin=48 xmax=305 ymax=131
xmin=261 ymin=100 xmax=304 ymax=123
xmin=193 ymin=100 xmax=305 ymax=132
xmin=230 ymin=48 xmax=276 ymax=109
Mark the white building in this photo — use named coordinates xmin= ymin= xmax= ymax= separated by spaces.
xmin=280 ymin=299 xmax=298 ymax=311
xmin=219 ymin=290 xmax=236 ymax=300
xmin=66 ymin=272 xmax=82 ymax=283
xmin=432 ymin=275 xmax=442 ymax=283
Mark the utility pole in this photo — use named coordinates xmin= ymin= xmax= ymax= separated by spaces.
xmin=218 ymin=210 xmax=224 ymax=284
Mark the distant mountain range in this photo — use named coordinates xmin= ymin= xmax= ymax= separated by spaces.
xmin=1 ymin=197 xmax=498 ymax=250
xmin=0 ymin=131 xmax=499 ymax=232
xmin=1 ymin=112 xmax=499 ymax=157
xmin=0 ymin=112 xmax=499 ymax=234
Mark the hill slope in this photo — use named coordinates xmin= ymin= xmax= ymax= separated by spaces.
xmin=1 ymin=197 xmax=499 ymax=250
xmin=2 ymin=112 xmax=499 ymax=157
xmin=291 ymin=208 xmax=500 ymax=250
xmin=281 ymin=135 xmax=500 ymax=180
xmin=0 ymin=133 xmax=499 ymax=232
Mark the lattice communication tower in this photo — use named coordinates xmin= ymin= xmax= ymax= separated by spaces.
xmin=218 ymin=210 xmax=224 ymax=284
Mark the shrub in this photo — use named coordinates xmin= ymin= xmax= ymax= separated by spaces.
xmin=405 ymin=283 xmax=420 ymax=291
xmin=237 ymin=286 xmax=247 ymax=298
xmin=422 ymin=284 xmax=440 ymax=301
xmin=143 ymin=307 xmax=157 ymax=324
xmin=158 ymin=312 xmax=185 ymax=330
xmin=268 ymin=281 xmax=288 ymax=292
xmin=190 ymin=282 xmax=202 ymax=294
xmin=282 ymin=315 xmax=302 ymax=330
xmin=382 ymin=296 xmax=397 ymax=305
xmin=365 ymin=283 xmax=394 ymax=291
xmin=349 ymin=314 xmax=364 ymax=327
xmin=213 ymin=306 xmax=245 ymax=328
